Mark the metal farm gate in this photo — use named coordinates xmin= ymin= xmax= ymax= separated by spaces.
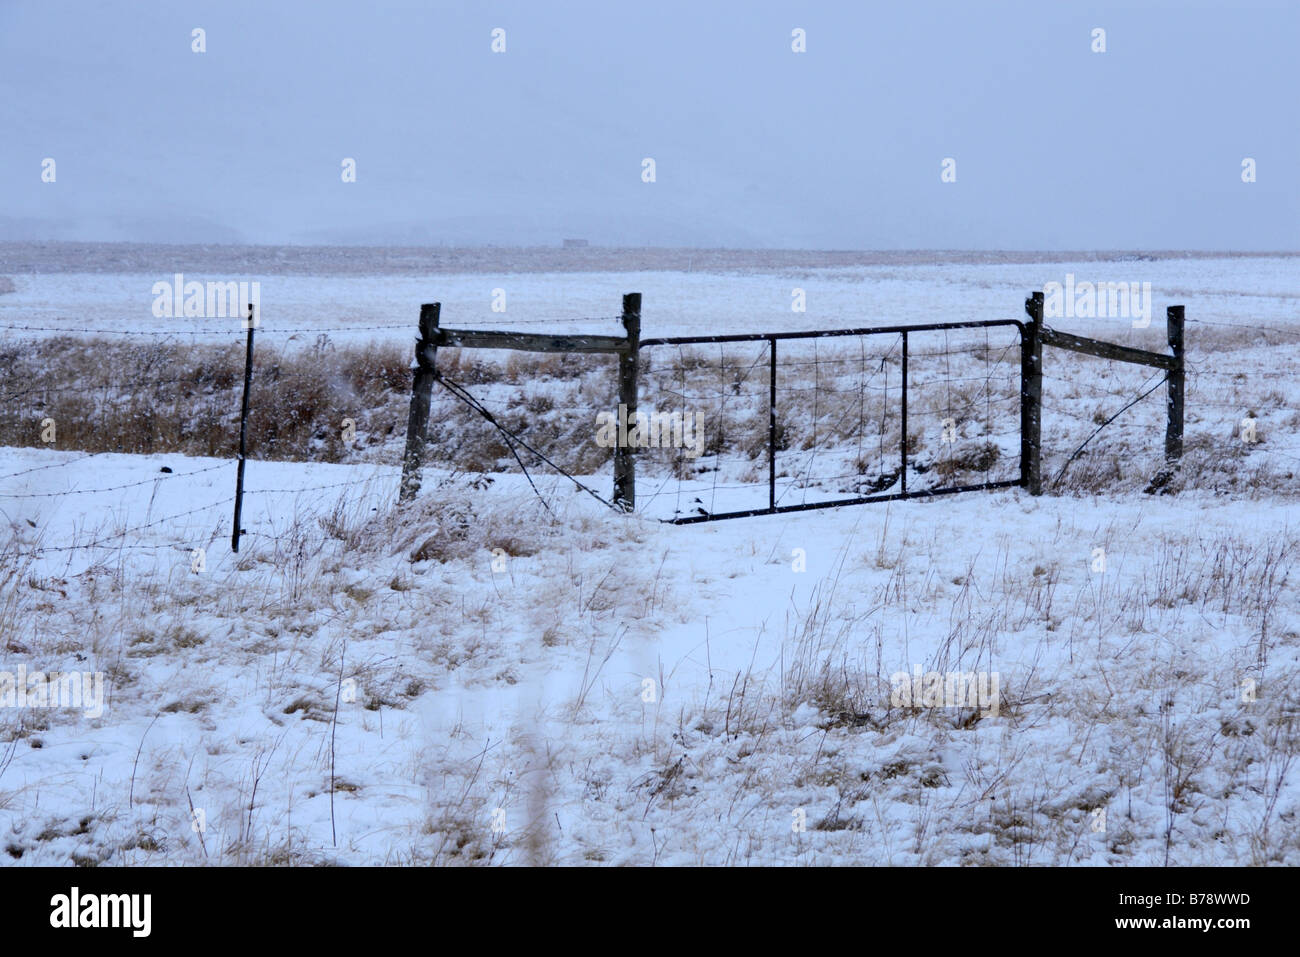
xmin=634 ymin=321 xmax=1026 ymax=522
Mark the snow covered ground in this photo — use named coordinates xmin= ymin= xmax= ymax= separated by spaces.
xmin=1 ymin=251 xmax=1298 ymax=866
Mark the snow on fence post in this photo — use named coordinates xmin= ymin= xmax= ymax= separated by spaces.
xmin=1165 ymin=305 xmax=1185 ymax=463
xmin=231 ymin=302 xmax=256 ymax=552
xmin=1021 ymin=291 xmax=1043 ymax=496
xmin=398 ymin=302 xmax=440 ymax=504
xmin=614 ymin=292 xmax=641 ymax=511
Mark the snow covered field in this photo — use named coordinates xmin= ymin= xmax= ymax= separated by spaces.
xmin=2 ymin=250 xmax=1299 ymax=866
xmin=2 ymin=250 xmax=1297 ymax=343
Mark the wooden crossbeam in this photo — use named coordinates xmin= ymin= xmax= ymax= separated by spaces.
xmin=1039 ymin=326 xmax=1178 ymax=371
xmin=431 ymin=327 xmax=631 ymax=355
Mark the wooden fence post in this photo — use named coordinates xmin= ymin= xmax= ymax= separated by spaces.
xmin=614 ymin=292 xmax=641 ymax=511
xmin=1166 ymin=305 xmax=1185 ymax=462
xmin=399 ymin=302 xmax=440 ymax=503
xmin=1021 ymin=292 xmax=1043 ymax=495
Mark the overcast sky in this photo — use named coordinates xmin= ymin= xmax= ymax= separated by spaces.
xmin=2 ymin=0 xmax=1296 ymax=249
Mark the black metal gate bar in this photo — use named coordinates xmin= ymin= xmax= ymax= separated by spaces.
xmin=639 ymin=317 xmax=1024 ymax=348
xmin=664 ymin=479 xmax=1026 ymax=524
xmin=768 ymin=336 xmax=776 ymax=512
xmin=640 ymin=318 xmax=1026 ymax=524
xmin=900 ymin=329 xmax=908 ymax=497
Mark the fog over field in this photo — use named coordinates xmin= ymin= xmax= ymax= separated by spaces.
xmin=2 ymin=1 xmax=1298 ymax=249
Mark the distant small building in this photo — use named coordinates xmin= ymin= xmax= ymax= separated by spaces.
xmin=563 ymin=238 xmax=589 ymax=248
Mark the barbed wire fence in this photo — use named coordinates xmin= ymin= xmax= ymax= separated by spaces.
xmin=0 ymin=301 xmax=649 ymax=562
xmin=1035 ymin=310 xmax=1300 ymax=495
xmin=0 ymin=312 xmax=427 ymax=561
xmin=4 ymin=292 xmax=1297 ymax=561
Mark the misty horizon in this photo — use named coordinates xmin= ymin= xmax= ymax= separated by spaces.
xmin=3 ymin=0 xmax=1297 ymax=250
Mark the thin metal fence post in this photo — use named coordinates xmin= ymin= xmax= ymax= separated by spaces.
xmin=231 ymin=302 xmax=256 ymax=552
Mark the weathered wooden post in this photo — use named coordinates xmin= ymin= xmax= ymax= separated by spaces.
xmin=399 ymin=302 xmax=440 ymax=503
xmin=613 ymin=292 xmax=641 ymax=511
xmin=1165 ymin=305 xmax=1185 ymax=462
xmin=1021 ymin=292 xmax=1043 ymax=496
